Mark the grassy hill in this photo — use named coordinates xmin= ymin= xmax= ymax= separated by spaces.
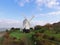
xmin=0 ymin=25 xmax=60 ymax=45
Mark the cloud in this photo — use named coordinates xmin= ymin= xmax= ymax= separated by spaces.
xmin=46 ymin=0 xmax=60 ymax=8
xmin=18 ymin=2 xmax=24 ymax=7
xmin=0 ymin=19 xmax=22 ymax=28
xmin=47 ymin=11 xmax=60 ymax=15
xmin=35 ymin=11 xmax=60 ymax=20
xmin=34 ymin=11 xmax=60 ymax=24
xmin=36 ymin=11 xmax=60 ymax=16
xmin=0 ymin=18 xmax=51 ymax=28
xmin=31 ymin=19 xmax=60 ymax=27
xmin=0 ymin=19 xmax=47 ymax=28
xmin=31 ymin=20 xmax=48 ymax=26
xmin=45 ymin=11 xmax=60 ymax=16
xmin=35 ymin=0 xmax=60 ymax=9
xmin=0 ymin=12 xmax=60 ymax=28
xmin=15 ymin=0 xmax=60 ymax=9
xmin=15 ymin=0 xmax=30 ymax=7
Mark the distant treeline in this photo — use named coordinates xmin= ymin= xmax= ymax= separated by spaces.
xmin=34 ymin=22 xmax=60 ymax=33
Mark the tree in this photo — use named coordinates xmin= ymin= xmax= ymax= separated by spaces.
xmin=10 ymin=27 xmax=15 ymax=30
xmin=44 ymin=23 xmax=53 ymax=30
xmin=5 ymin=29 xmax=9 ymax=32
xmin=53 ymin=22 xmax=60 ymax=33
xmin=34 ymin=25 xmax=42 ymax=30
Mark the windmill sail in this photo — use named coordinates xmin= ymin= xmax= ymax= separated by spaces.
xmin=29 ymin=15 xmax=35 ymax=21
xmin=22 ymin=14 xmax=35 ymax=30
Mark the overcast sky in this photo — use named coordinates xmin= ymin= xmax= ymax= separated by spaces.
xmin=0 ymin=0 xmax=60 ymax=28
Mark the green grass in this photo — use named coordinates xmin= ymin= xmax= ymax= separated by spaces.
xmin=10 ymin=30 xmax=60 ymax=39
xmin=10 ymin=32 xmax=25 ymax=39
xmin=9 ymin=30 xmax=60 ymax=45
xmin=10 ymin=32 xmax=34 ymax=39
xmin=44 ymin=30 xmax=60 ymax=38
xmin=0 ymin=37 xmax=4 ymax=45
xmin=10 ymin=30 xmax=35 ymax=45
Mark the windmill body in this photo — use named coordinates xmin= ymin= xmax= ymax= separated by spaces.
xmin=22 ymin=15 xmax=34 ymax=33
xmin=23 ymin=18 xmax=30 ymax=30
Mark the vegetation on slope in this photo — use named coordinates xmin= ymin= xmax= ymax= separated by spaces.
xmin=0 ymin=22 xmax=60 ymax=45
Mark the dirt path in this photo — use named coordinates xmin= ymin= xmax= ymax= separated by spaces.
xmin=0 ymin=32 xmax=5 ymax=37
xmin=25 ymin=34 xmax=34 ymax=45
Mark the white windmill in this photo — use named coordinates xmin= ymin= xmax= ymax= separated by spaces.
xmin=23 ymin=15 xmax=34 ymax=32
